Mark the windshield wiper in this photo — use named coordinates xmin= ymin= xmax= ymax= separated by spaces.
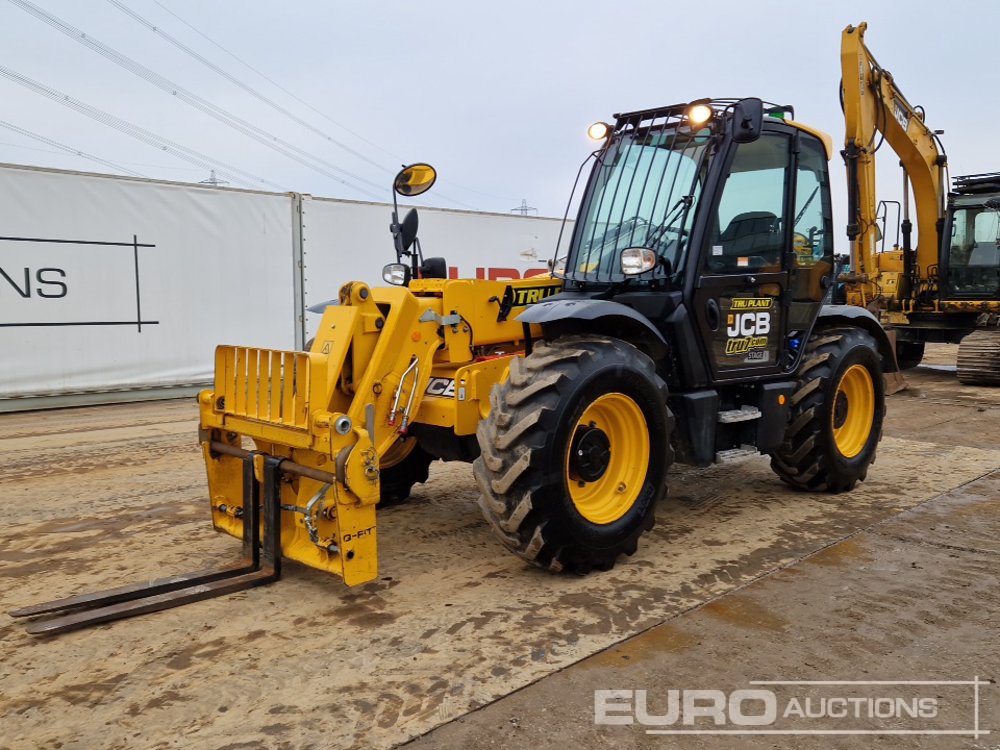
xmin=644 ymin=195 xmax=692 ymax=248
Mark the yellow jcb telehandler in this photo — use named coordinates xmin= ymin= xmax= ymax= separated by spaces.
xmin=13 ymin=98 xmax=896 ymax=635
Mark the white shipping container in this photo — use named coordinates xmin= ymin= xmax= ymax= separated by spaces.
xmin=0 ymin=164 xmax=297 ymax=407
xmin=0 ymin=164 xmax=570 ymax=410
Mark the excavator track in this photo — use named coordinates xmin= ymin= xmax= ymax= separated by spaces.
xmin=957 ymin=330 xmax=1000 ymax=386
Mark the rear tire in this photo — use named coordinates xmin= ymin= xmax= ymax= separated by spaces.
xmin=770 ymin=327 xmax=885 ymax=492
xmin=474 ymin=335 xmax=673 ymax=573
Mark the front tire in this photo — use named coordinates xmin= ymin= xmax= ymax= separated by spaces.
xmin=895 ymin=340 xmax=925 ymax=370
xmin=770 ymin=327 xmax=885 ymax=492
xmin=378 ymin=437 xmax=434 ymax=505
xmin=474 ymin=335 xmax=673 ymax=573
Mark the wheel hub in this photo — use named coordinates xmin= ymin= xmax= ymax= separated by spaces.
xmin=833 ymin=391 xmax=849 ymax=429
xmin=569 ymin=426 xmax=611 ymax=482
xmin=832 ymin=363 xmax=876 ymax=458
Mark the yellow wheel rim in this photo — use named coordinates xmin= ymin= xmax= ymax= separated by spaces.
xmin=381 ymin=437 xmax=416 ymax=469
xmin=832 ymin=364 xmax=875 ymax=458
xmin=564 ymin=393 xmax=649 ymax=525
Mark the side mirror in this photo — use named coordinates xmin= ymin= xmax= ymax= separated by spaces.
xmin=383 ymin=263 xmax=411 ymax=286
xmin=731 ymin=98 xmax=763 ymax=144
xmin=400 ymin=208 xmax=419 ymax=253
xmin=393 ymin=163 xmax=437 ymax=197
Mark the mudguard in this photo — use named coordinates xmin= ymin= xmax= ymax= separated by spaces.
xmin=816 ymin=304 xmax=898 ymax=373
xmin=517 ymin=298 xmax=667 ymax=356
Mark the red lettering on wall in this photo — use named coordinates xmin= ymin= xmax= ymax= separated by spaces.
xmin=488 ymin=268 xmax=520 ymax=281
xmin=444 ymin=266 xmax=550 ymax=280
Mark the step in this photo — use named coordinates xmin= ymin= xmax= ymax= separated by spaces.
xmin=717 ymin=406 xmax=762 ymax=423
xmin=715 ymin=445 xmax=759 ymax=464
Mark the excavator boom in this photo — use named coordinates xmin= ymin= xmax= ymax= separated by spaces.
xmin=840 ymin=22 xmax=947 ymax=308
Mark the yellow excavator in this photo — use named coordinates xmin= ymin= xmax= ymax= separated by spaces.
xmin=840 ymin=22 xmax=1000 ymax=383
xmin=15 ymin=54 xmax=908 ymax=635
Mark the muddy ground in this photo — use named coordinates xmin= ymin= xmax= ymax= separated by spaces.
xmin=1 ymin=344 xmax=997 ymax=749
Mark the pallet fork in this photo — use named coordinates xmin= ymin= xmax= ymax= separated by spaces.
xmin=8 ymin=448 xmax=305 ymax=636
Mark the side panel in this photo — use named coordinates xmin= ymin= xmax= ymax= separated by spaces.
xmin=0 ymin=166 xmax=296 ymax=402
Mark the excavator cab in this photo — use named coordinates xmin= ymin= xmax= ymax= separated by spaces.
xmin=941 ymin=174 xmax=1000 ymax=299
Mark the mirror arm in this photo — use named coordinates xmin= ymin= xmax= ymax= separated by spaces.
xmin=390 ymin=205 xmax=404 ymax=263
xmin=411 ymin=238 xmax=423 ymax=280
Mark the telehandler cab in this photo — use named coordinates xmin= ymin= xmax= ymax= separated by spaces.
xmin=13 ymin=97 xmax=895 ymax=634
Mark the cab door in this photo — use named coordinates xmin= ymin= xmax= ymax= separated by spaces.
xmin=693 ymin=130 xmax=793 ymax=380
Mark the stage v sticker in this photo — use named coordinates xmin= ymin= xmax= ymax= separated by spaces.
xmin=724 ymin=297 xmax=775 ymax=360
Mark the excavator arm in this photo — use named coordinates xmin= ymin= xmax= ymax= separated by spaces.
xmin=840 ymin=22 xmax=948 ymax=309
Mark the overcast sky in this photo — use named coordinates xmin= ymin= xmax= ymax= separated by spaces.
xmin=1 ymin=0 xmax=997 ymax=243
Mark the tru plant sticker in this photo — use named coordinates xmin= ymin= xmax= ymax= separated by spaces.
xmin=725 ymin=298 xmax=772 ymax=355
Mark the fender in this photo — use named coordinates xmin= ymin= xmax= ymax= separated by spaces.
xmin=516 ymin=298 xmax=668 ymax=359
xmin=816 ymin=304 xmax=898 ymax=372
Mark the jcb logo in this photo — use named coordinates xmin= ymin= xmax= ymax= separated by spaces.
xmin=424 ymin=377 xmax=456 ymax=398
xmin=727 ymin=312 xmax=771 ymax=338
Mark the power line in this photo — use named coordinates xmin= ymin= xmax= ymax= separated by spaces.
xmin=0 ymin=140 xmax=211 ymax=172
xmin=106 ymin=0 xmax=393 ymax=177
xmin=0 ymin=65 xmax=279 ymax=190
xmin=147 ymin=0 xmax=407 ymax=165
xmin=0 ymin=121 xmax=146 ymax=177
xmin=139 ymin=0 xmax=497 ymax=210
xmin=9 ymin=0 xmax=384 ymax=200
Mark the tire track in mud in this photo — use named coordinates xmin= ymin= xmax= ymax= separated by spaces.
xmin=3 ymin=412 xmax=196 ymax=442
xmin=1 ymin=401 xmax=197 ymax=441
xmin=2 ymin=435 xmax=199 ymax=484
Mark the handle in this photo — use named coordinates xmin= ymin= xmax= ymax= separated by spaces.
xmin=706 ymin=298 xmax=721 ymax=331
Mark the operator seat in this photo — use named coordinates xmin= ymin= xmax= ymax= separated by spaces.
xmin=968 ymin=242 xmax=1000 ymax=266
xmin=710 ymin=211 xmax=782 ymax=272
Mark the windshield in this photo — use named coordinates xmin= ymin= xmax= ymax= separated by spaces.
xmin=945 ymin=197 xmax=1000 ymax=297
xmin=566 ymin=124 xmax=711 ymax=283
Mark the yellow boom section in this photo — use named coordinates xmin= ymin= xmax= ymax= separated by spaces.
xmin=199 ymin=281 xmax=441 ymax=585
xmin=197 ymin=276 xmax=560 ymax=586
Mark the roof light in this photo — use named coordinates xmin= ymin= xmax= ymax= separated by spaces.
xmin=587 ymin=121 xmax=611 ymax=141
xmin=687 ymin=104 xmax=713 ymax=126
